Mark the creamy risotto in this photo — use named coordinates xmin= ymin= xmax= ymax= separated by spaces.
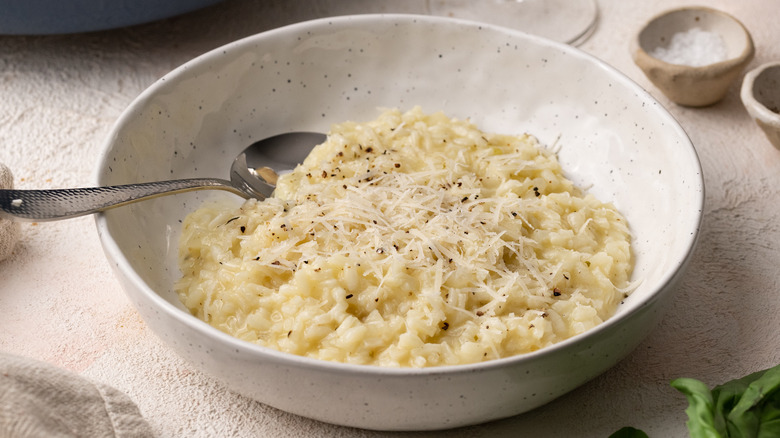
xmin=176 ymin=107 xmax=633 ymax=367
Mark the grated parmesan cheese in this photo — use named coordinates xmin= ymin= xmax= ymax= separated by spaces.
xmin=176 ymin=107 xmax=633 ymax=367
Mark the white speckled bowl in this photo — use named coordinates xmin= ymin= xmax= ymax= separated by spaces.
xmin=95 ymin=15 xmax=703 ymax=430
xmin=741 ymin=62 xmax=780 ymax=150
xmin=632 ymin=6 xmax=754 ymax=107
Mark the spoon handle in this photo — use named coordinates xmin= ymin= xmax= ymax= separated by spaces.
xmin=0 ymin=178 xmax=242 ymax=222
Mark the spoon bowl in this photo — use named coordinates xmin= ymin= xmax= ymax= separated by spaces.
xmin=0 ymin=131 xmax=326 ymax=222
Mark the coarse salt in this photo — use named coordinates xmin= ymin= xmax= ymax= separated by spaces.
xmin=650 ymin=27 xmax=728 ymax=67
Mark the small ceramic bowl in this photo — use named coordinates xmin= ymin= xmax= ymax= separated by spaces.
xmin=741 ymin=62 xmax=780 ymax=150
xmin=632 ymin=7 xmax=754 ymax=107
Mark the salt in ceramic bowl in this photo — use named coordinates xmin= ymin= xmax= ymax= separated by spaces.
xmin=741 ymin=62 xmax=780 ymax=150
xmin=95 ymin=14 xmax=704 ymax=430
xmin=632 ymin=6 xmax=754 ymax=107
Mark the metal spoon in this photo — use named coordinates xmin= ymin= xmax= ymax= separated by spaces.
xmin=0 ymin=132 xmax=326 ymax=222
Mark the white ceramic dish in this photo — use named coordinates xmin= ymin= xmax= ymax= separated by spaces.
xmin=95 ymin=14 xmax=703 ymax=430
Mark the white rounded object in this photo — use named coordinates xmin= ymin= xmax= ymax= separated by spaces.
xmin=0 ymin=163 xmax=20 ymax=261
xmin=95 ymin=15 xmax=703 ymax=431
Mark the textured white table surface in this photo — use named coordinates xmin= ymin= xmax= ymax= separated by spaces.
xmin=1 ymin=1 xmax=778 ymax=436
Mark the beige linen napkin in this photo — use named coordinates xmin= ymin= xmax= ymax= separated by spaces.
xmin=0 ymin=353 xmax=154 ymax=438
xmin=0 ymin=163 xmax=20 ymax=261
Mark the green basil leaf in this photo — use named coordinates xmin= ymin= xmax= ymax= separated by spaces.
xmin=671 ymin=364 xmax=780 ymax=438
xmin=670 ymin=377 xmax=723 ymax=438
xmin=725 ymin=364 xmax=780 ymax=438
xmin=608 ymin=426 xmax=649 ymax=438
xmin=756 ymin=401 xmax=780 ymax=438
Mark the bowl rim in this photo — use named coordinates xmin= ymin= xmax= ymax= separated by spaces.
xmin=94 ymin=13 xmax=705 ymax=375
xmin=634 ymin=6 xmax=754 ymax=71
